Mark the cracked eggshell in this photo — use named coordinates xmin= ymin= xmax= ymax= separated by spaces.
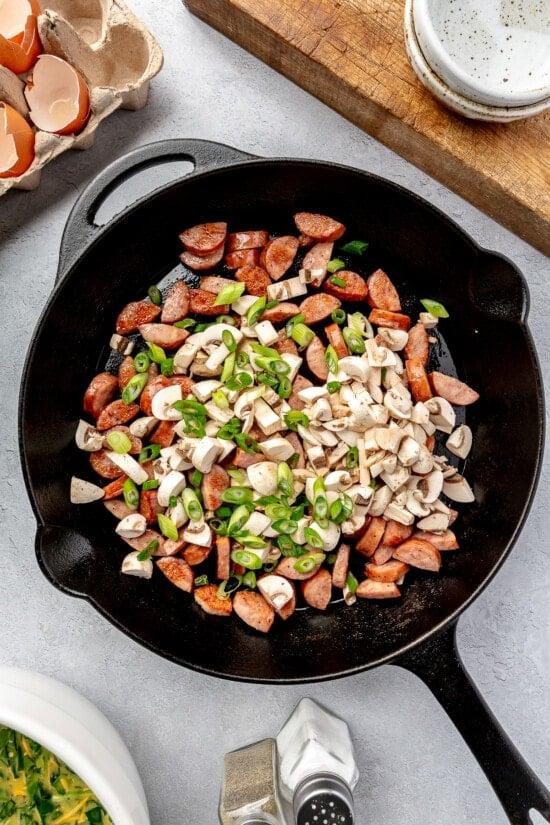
xmin=0 ymin=101 xmax=34 ymax=177
xmin=25 ymin=54 xmax=90 ymax=135
xmin=0 ymin=0 xmax=41 ymax=74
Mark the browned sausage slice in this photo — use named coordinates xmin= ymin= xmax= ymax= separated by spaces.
xmin=404 ymin=323 xmax=429 ymax=366
xmin=299 ymin=294 xmax=341 ymax=325
xmin=261 ymin=236 xmax=299 ymax=281
xmin=286 ymin=431 xmax=305 ymax=468
xmin=356 ymin=516 xmax=386 ymax=557
xmin=139 ymin=375 xmax=169 ymax=415
xmin=90 ymin=450 xmax=122 ymax=479
xmin=194 ymin=584 xmax=233 ymax=616
xmin=298 ymin=233 xmax=314 ymax=248
xmin=302 ymin=241 xmax=334 ymax=284
xmin=369 ymin=309 xmax=411 ymax=331
xmin=274 ymin=334 xmax=299 ymax=357
xmin=393 ymin=538 xmax=442 ymax=571
xmin=276 ymin=557 xmax=321 ymax=581
xmin=382 ymin=520 xmax=413 ymax=547
xmin=294 ymin=212 xmax=345 ymax=241
xmin=301 ymin=568 xmax=332 ymax=610
xmin=116 ymin=301 xmax=161 ymax=335
xmin=161 ymin=281 xmax=189 ymax=324
xmin=227 ymin=230 xmax=269 ymax=252
xmin=367 ymin=269 xmax=401 ymax=311
xmin=138 ymin=323 xmax=189 ymax=350
xmin=365 ymin=560 xmax=409 ymax=582
xmin=230 ymin=449 xmax=264 ymax=469
xmin=235 ymin=264 xmax=271 ymax=296
xmin=413 ymin=530 xmax=459 ymax=550
xmin=121 ymin=528 xmax=165 ymax=555
xmin=183 ymin=544 xmax=212 ymax=566
xmin=102 ymin=475 xmax=127 ymax=500
xmin=372 ymin=544 xmax=393 ymax=565
xmin=233 ymin=591 xmax=275 ymax=633
xmin=139 ymin=489 xmax=163 ymax=526
xmin=261 ymin=302 xmax=300 ymax=323
xmin=288 ymin=374 xmax=313 ymax=411
xmin=118 ymin=356 xmax=136 ymax=391
xmin=225 ymin=249 xmax=260 ymax=270
xmin=331 ymin=543 xmax=350 ymax=588
xmin=156 ymin=557 xmax=194 ymax=593
xmin=429 ymin=372 xmax=479 ymax=405
xmin=179 ymin=222 xmax=227 ymax=255
xmin=216 ymin=535 xmax=231 ymax=581
xmin=189 ymin=288 xmax=229 ymax=316
xmin=169 ymin=375 xmax=195 ymax=397
xmin=306 ymin=336 xmax=329 ymax=381
xmin=324 ymin=271 xmax=368 ymax=302
xmin=406 ymin=358 xmax=433 ymax=402
xmin=356 ymin=580 xmax=401 ymax=599
xmin=96 ymin=400 xmax=139 ymax=431
xmin=325 ymin=323 xmax=348 ymax=358
xmin=83 ymin=372 xmax=118 ymax=419
xmin=180 ymin=246 xmax=224 ymax=271
xmin=201 ymin=464 xmax=230 ymax=511
xmin=150 ymin=420 xmax=176 ymax=448
xmin=103 ymin=497 xmax=132 ymax=517
xmin=200 ymin=275 xmax=234 ymax=294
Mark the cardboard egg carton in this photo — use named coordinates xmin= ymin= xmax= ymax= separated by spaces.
xmin=0 ymin=0 xmax=163 ymax=195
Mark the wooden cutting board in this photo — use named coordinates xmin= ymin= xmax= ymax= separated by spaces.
xmin=184 ymin=0 xmax=550 ymax=255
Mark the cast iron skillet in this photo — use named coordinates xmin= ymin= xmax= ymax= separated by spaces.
xmin=19 ymin=139 xmax=548 ymax=823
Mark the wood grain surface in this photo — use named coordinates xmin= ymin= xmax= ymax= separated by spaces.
xmin=184 ymin=0 xmax=550 ymax=254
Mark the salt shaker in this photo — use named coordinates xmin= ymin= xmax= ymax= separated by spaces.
xmin=276 ymin=698 xmax=359 ymax=825
xmin=219 ymin=738 xmax=284 ymax=825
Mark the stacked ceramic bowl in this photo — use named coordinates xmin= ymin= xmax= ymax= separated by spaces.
xmin=404 ymin=0 xmax=550 ymax=122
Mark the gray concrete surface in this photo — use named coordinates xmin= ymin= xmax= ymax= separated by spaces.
xmin=0 ymin=2 xmax=549 ymax=823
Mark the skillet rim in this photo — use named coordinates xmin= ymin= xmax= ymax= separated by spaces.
xmin=17 ymin=153 xmax=546 ymax=683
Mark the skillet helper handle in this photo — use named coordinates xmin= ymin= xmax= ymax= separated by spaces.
xmin=396 ymin=624 xmax=550 ymax=824
xmin=57 ymin=138 xmax=255 ymax=281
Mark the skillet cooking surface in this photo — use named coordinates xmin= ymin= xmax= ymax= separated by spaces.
xmin=20 ymin=155 xmax=543 ymax=682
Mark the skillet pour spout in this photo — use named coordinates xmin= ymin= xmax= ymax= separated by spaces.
xmin=19 ymin=139 xmax=547 ymax=824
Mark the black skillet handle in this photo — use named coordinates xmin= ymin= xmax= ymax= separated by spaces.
xmin=57 ymin=139 xmax=256 ymax=282
xmin=395 ymin=623 xmax=550 ymax=824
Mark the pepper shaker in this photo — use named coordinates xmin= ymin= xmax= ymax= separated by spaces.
xmin=276 ymin=698 xmax=359 ymax=825
xmin=219 ymin=738 xmax=284 ymax=825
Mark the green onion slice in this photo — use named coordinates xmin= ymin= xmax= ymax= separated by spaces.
xmin=137 ymin=539 xmax=158 ymax=561
xmin=294 ymin=552 xmax=324 ymax=573
xmin=146 ymin=341 xmax=166 ymax=364
xmin=217 ymin=575 xmax=242 ymax=598
xmin=271 ymin=518 xmax=297 ymax=535
xmin=346 ymin=571 xmax=359 ymax=594
xmin=327 ymin=259 xmax=345 ymax=274
xmin=133 ymin=352 xmax=150 ymax=373
xmin=277 ymin=376 xmax=292 ymax=399
xmin=247 ymin=297 xmax=267 ymax=326
xmin=212 ymin=389 xmax=229 ymax=409
xmin=216 ymin=315 xmax=236 ymax=325
xmin=221 ymin=352 xmax=236 ymax=383
xmin=420 ymin=298 xmax=449 ymax=318
xmin=284 ymin=411 xmax=309 ymax=431
xmin=242 ymin=571 xmax=257 ymax=589
xmin=157 ymin=513 xmax=178 ymax=541
xmin=236 ymin=351 xmax=250 ymax=367
xmin=142 ymin=479 xmax=160 ymax=491
xmin=345 ymin=446 xmax=359 ymax=469
xmin=330 ymin=275 xmax=346 ymax=287
xmin=121 ymin=373 xmax=148 ymax=404
xmin=237 ymin=533 xmax=267 ymax=549
xmin=228 ymin=505 xmax=252 ymax=536
xmin=265 ymin=502 xmax=291 ymax=520
xmin=182 ymin=488 xmax=203 ymax=521
xmin=327 ymin=381 xmax=341 ymax=394
xmin=228 ymin=468 xmax=246 ymax=484
xmin=230 ymin=549 xmax=262 ymax=570
xmin=147 ymin=285 xmax=162 ymax=305
xmin=257 ymin=372 xmax=278 ymax=387
xmin=139 ymin=444 xmax=161 ymax=463
xmin=235 ymin=432 xmax=258 ymax=453
xmin=325 ymin=344 xmax=339 ymax=374
xmin=194 ymin=574 xmax=209 ymax=587
xmin=174 ymin=318 xmax=196 ymax=330
xmin=304 ymin=527 xmax=324 ymax=549
xmin=331 ymin=308 xmax=346 ymax=325
xmin=215 ymin=282 xmax=245 ymax=306
xmin=222 ymin=329 xmax=237 ymax=351
xmin=277 ymin=462 xmax=294 ymax=497
xmin=190 ymin=469 xmax=203 ymax=488
xmin=222 ymin=487 xmax=253 ymax=505
xmin=160 ymin=358 xmax=174 ymax=377
xmin=340 ymin=239 xmax=368 ymax=255
xmin=123 ymin=478 xmax=139 ymax=510
xmin=106 ymin=430 xmax=132 ymax=454
xmin=290 ymin=323 xmax=315 ymax=348
xmin=342 ymin=327 xmax=365 ymax=354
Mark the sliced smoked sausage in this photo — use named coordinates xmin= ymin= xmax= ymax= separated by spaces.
xmin=261 ymin=236 xmax=299 ymax=281
xmin=324 ymin=323 xmax=348 ymax=358
xmin=161 ymin=281 xmax=189 ymax=324
xmin=235 ymin=264 xmax=271 ymax=296
xmin=96 ymin=400 xmax=139 ymax=430
xmin=194 ymin=584 xmax=233 ymax=616
xmin=225 ymin=249 xmax=260 ymax=270
xmin=294 ymin=212 xmax=345 ymax=242
xmin=227 ymin=230 xmax=269 ymax=251
xmin=356 ymin=580 xmax=401 ymax=599
xmin=179 ymin=221 xmax=227 ymax=255
xmin=201 ymin=464 xmax=230 ymax=511
xmin=306 ymin=336 xmax=329 ymax=381
xmin=368 ymin=309 xmax=411 ymax=331
xmin=299 ymin=294 xmax=341 ymax=325
xmin=138 ymin=323 xmax=189 ymax=350
xmin=301 ymin=568 xmax=332 ymax=610
xmin=404 ymin=322 xmax=429 ymax=366
xmin=157 ymin=557 xmax=194 ymax=592
xmin=429 ymin=372 xmax=479 ymax=405
xmin=189 ymin=288 xmax=229 ymax=316
xmin=261 ymin=302 xmax=300 ymax=323
xmin=393 ymin=538 xmax=441 ymax=571
xmin=331 ymin=544 xmax=350 ymax=588
xmin=83 ymin=372 xmax=118 ymax=419
xmin=116 ymin=301 xmax=160 ymax=335
xmin=406 ymin=357 xmax=433 ymax=402
xmin=180 ymin=246 xmax=224 ymax=271
xmin=302 ymin=241 xmax=334 ymax=284
xmin=366 ymin=269 xmax=401 ymax=311
xmin=233 ymin=591 xmax=275 ymax=633
xmin=365 ymin=560 xmax=409 ymax=582
xmin=118 ymin=357 xmax=136 ymax=391
xmin=323 ymin=271 xmax=368 ymax=302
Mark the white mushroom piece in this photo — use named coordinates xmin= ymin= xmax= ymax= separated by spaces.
xmin=443 ymin=473 xmax=475 ymax=503
xmin=183 ymin=520 xmax=212 ymax=547
xmin=258 ymin=575 xmax=295 ymax=612
xmin=324 ymin=471 xmax=353 ymax=491
xmin=446 ymin=425 xmax=473 ymax=460
xmin=255 ymin=321 xmax=279 ymax=346
xmin=191 ymin=380 xmax=223 ymax=403
xmin=254 ymin=398 xmax=283 ymax=436
xmin=157 ymin=470 xmax=186 ymax=508
xmin=75 ymin=420 xmax=104 ymax=452
xmin=397 ymin=435 xmax=421 ymax=467
xmin=417 ymin=469 xmax=444 ymax=504
xmin=106 ymin=452 xmax=149 ymax=486
xmin=384 ymin=384 xmax=412 ymax=420
xmin=110 ymin=333 xmax=134 ymax=356
xmin=129 ymin=416 xmax=157 ymax=438
xmin=259 ymin=437 xmax=296 ymax=461
xmin=338 ymin=356 xmax=370 ymax=382
xmin=247 ymin=462 xmax=279 ymax=496
xmin=377 ymin=328 xmax=409 ymax=351
xmin=70 ymin=477 xmax=105 ymax=504
xmin=121 ymin=551 xmax=153 ymax=580
xmin=374 ymin=426 xmax=403 ymax=454
xmin=151 ymin=385 xmax=183 ymax=421
xmin=417 ymin=512 xmax=450 ymax=532
xmin=192 ymin=437 xmax=224 ymax=473
xmin=425 ymin=397 xmax=456 ymax=434
xmin=115 ymin=514 xmax=147 ymax=539
xmin=309 ymin=520 xmax=340 ymax=552
xmin=419 ymin=311 xmax=438 ymax=328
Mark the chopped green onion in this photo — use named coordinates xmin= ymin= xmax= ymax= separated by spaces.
xmin=340 ymin=239 xmax=368 ymax=255
xmin=270 ymin=359 xmax=290 ymax=375
xmin=327 ymin=553 xmax=337 ymax=564
xmin=231 ymin=549 xmax=262 ymax=570
xmin=271 ymin=518 xmax=297 ymax=535
xmin=215 ymin=282 xmax=245 ymax=306
xmin=277 ymin=376 xmax=292 ymax=399
xmin=228 ymin=505 xmax=252 ymax=535
xmin=247 ymin=296 xmax=267 ymax=326
xmin=190 ymin=469 xmax=203 ymax=488
xmin=327 ymin=259 xmax=345 ymax=274
xmin=173 ymin=399 xmax=206 ymax=419
xmin=286 ymin=313 xmax=305 ymax=330
xmin=342 ymin=327 xmax=366 ymax=354
xmin=242 ymin=571 xmax=257 ymax=589
xmin=257 ymin=372 xmax=278 ymax=387
xmin=237 ymin=533 xmax=267 ymax=549
xmin=222 ymin=487 xmax=253 ymax=504
xmin=290 ymin=323 xmax=315 ymax=348
xmin=177 ymin=415 xmax=205 ymax=438
xmin=228 ymin=468 xmax=246 ymax=484
xmin=265 ymin=502 xmax=292 ymax=520
xmin=215 ymin=506 xmax=233 ymax=518
xmin=236 ymin=371 xmax=253 ymax=387
xmin=217 ymin=575 xmax=242 ymax=598
xmin=381 ymin=367 xmax=387 ymax=383
xmin=369 ymin=478 xmax=380 ymax=490
xmin=236 ymin=351 xmax=250 ymax=367
xmin=146 ymin=341 xmax=166 ymax=364
xmin=313 ymin=477 xmax=325 ymax=498
xmin=160 ymin=357 xmax=174 ymax=377
xmin=139 ymin=444 xmax=161 ymax=463
xmin=174 ymin=318 xmax=196 ymax=329
xmin=294 ymin=552 xmax=324 ymax=573
xmin=121 ymin=373 xmax=148 ymax=404
xmin=106 ymin=430 xmax=132 ymax=454
xmin=142 ymin=479 xmax=160 ymax=491
xmin=123 ymin=478 xmax=139 ymax=510
xmin=217 ymin=417 xmax=242 ymax=440
xmin=137 ymin=539 xmax=158 ymax=561
xmin=345 ymin=446 xmax=359 ymax=469
xmin=277 ymin=462 xmax=294 ymax=497
xmin=133 ymin=352 xmax=150 ymax=373
xmin=251 ymin=342 xmax=280 ymax=358
xmin=288 ymin=452 xmax=300 ymax=469
xmin=148 ymin=285 xmax=162 ymax=305
xmin=157 ymin=513 xmax=178 ymax=541
xmin=212 ymin=389 xmax=229 ymax=409
xmin=222 ymin=329 xmax=237 ymax=351
xmin=182 ymin=487 xmax=203 ymax=521
xmin=325 ymin=344 xmax=339 ymax=374
xmin=420 ymin=298 xmax=449 ymax=318
xmin=235 ymin=432 xmax=259 ymax=453
xmin=346 ymin=572 xmax=359 ymax=594
xmin=194 ymin=574 xmax=209 ymax=587
xmin=264 ymin=299 xmax=279 ymax=310
xmin=216 ymin=314 xmax=236 ymax=325
xmin=169 ymin=495 xmax=178 ymax=508
xmin=274 ymin=535 xmax=297 ymax=556
xmin=349 ymin=312 xmax=373 ymax=338
xmin=221 ymin=351 xmax=236 ymax=383
xmin=284 ymin=410 xmax=309 ymax=431
xmin=209 ymin=518 xmax=227 ymax=535
xmin=255 ymin=495 xmax=280 ymax=506
xmin=304 ymin=527 xmax=324 ymax=549
xmin=194 ymin=322 xmax=213 ymax=333
xmin=327 ymin=381 xmax=341 ymax=394
xmin=330 ymin=275 xmax=346 ymax=287
xmin=331 ymin=308 xmax=346 ymax=325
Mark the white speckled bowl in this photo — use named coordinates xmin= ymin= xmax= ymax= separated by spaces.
xmin=405 ymin=0 xmax=550 ymax=121
xmin=412 ymin=0 xmax=550 ymax=107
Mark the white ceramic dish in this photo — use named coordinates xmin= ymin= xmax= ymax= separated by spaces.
xmin=412 ymin=0 xmax=550 ymax=108
xmin=404 ymin=0 xmax=550 ymax=121
xmin=0 ymin=666 xmax=150 ymax=825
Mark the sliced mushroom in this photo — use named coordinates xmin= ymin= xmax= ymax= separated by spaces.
xmin=406 ymin=490 xmax=431 ymax=518
xmin=324 ymin=470 xmax=353 ymax=491
xmin=174 ymin=340 xmax=201 ymax=373
xmin=182 ymin=520 xmax=212 ymax=547
xmin=116 ymin=513 xmax=147 ymax=539
xmin=446 ymin=425 xmax=473 ymax=460
xmin=157 ymin=470 xmax=186 ymax=508
xmin=110 ymin=333 xmax=134 ymax=356
xmin=384 ymin=501 xmax=415 ymax=525
xmin=166 ymin=499 xmax=188 ymax=529
xmin=310 ymin=427 xmax=338 ymax=447
xmin=338 ymin=356 xmax=370 ymax=382
xmin=309 ymin=397 xmax=332 ymax=422
xmin=417 ymin=512 xmax=450 ymax=532
xmin=151 ymin=385 xmax=183 ymax=421
xmin=121 ymin=551 xmax=153 ymax=579
xmin=365 ymin=338 xmax=398 ymax=368
xmin=256 ymin=320 xmax=279 ymax=346
xmin=367 ymin=367 xmax=384 ymax=403
xmin=374 ymin=426 xmax=403 ymax=454
xmin=191 ymin=380 xmax=223 ymax=403
xmin=298 ymin=386 xmax=329 ymax=403
xmin=417 ymin=469 xmax=444 ymax=504
xmin=243 ymin=511 xmax=272 ymax=536
xmin=425 ymin=397 xmax=456 ymax=434
xmin=70 ymin=476 xmax=105 ymax=504
xmin=129 ymin=416 xmax=157 ymax=438
xmin=258 ymin=437 xmax=296 ymax=461
xmin=381 ymin=465 xmax=409 ymax=492
xmin=443 ymin=473 xmax=475 ymax=503
xmin=192 ymin=437 xmax=223 ymax=473
xmin=384 ymin=384 xmax=412 ymax=420
xmin=397 ymin=435 xmax=421 ymax=467
xmin=254 ymin=398 xmax=284 ymax=436
xmin=310 ymin=520 xmax=340 ymax=551
xmin=247 ymin=462 xmax=279 ymax=496
xmin=369 ymin=484 xmax=392 ymax=516
xmin=306 ymin=445 xmax=326 ymax=471
xmin=377 ymin=328 xmax=408 ymax=351
xmin=258 ymin=575 xmax=295 ymax=612
xmin=106 ymin=452 xmax=148 ymax=485
xmin=75 ymin=420 xmax=104 ymax=452
xmin=411 ymin=445 xmax=434 ymax=475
